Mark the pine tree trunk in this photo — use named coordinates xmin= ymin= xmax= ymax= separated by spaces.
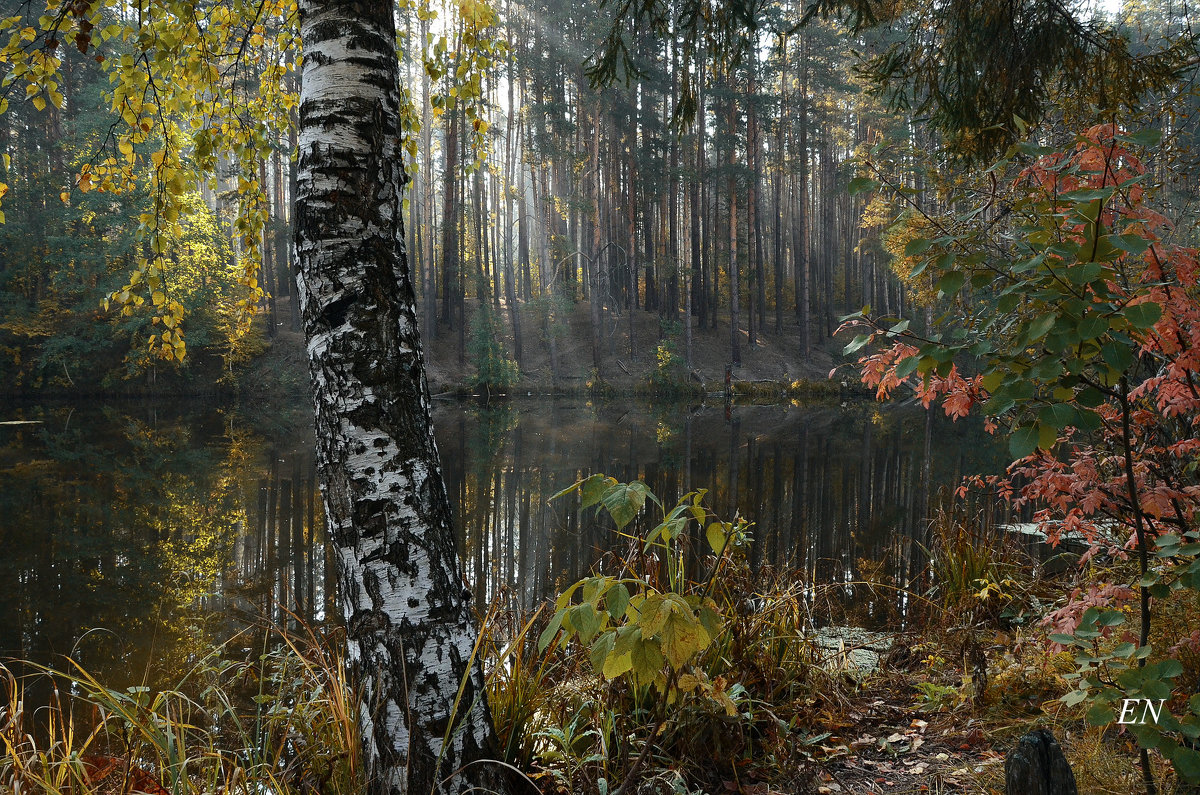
xmin=729 ymin=132 xmax=741 ymax=366
xmin=442 ymin=108 xmax=459 ymax=331
xmin=294 ymin=2 xmax=507 ymax=792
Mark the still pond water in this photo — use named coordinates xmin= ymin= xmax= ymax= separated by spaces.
xmin=0 ymin=397 xmax=1006 ymax=690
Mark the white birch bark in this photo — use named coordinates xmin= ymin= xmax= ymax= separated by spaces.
xmin=293 ymin=2 xmax=507 ymax=792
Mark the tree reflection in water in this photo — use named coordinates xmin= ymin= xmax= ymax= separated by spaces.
xmin=0 ymin=399 xmax=1005 ymax=697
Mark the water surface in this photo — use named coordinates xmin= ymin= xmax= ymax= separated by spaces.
xmin=0 ymin=398 xmax=1005 ymax=690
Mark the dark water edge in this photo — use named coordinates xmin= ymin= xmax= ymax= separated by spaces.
xmin=0 ymin=396 xmax=1008 ymax=696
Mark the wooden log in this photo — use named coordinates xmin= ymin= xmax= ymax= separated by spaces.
xmin=1004 ymin=728 xmax=1078 ymax=795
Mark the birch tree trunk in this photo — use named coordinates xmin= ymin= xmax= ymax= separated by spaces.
xmin=294 ymin=1 xmax=506 ymax=793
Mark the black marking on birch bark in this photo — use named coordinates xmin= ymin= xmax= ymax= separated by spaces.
xmin=296 ymin=0 xmax=506 ymax=790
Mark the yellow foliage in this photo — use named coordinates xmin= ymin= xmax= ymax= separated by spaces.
xmin=884 ymin=215 xmax=940 ymax=307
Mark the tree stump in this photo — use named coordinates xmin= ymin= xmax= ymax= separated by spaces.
xmin=1004 ymin=728 xmax=1078 ymax=795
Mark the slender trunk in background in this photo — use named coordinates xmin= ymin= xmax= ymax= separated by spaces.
xmin=796 ymin=34 xmax=811 ymax=357
xmin=259 ymin=157 xmax=277 ymax=338
xmin=287 ymin=49 xmax=302 ymax=331
xmin=456 ymin=123 xmax=467 ymax=366
xmin=822 ymin=144 xmax=835 ymax=339
xmin=504 ymin=40 xmax=523 ymax=366
xmin=294 ymin=1 xmax=509 ymax=791
xmin=272 ymin=142 xmax=287 ymax=308
xmin=773 ymin=37 xmax=785 ymax=336
xmin=692 ymin=67 xmax=707 ymax=334
xmin=420 ymin=13 xmax=436 ymax=339
xmin=441 ymin=106 xmax=459 ymax=331
xmin=589 ymin=112 xmax=603 ymax=376
xmin=667 ymin=38 xmax=680 ymax=323
xmin=626 ymin=142 xmax=637 ymax=360
xmin=728 ymin=98 xmax=741 ymax=368
xmin=748 ymin=66 xmax=765 ymax=342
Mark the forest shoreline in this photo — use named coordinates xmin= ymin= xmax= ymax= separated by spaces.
xmin=0 ymin=296 xmax=860 ymax=403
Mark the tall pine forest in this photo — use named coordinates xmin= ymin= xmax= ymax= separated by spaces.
xmin=0 ymin=0 xmax=1194 ymax=398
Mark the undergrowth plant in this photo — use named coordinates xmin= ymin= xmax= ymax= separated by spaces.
xmin=529 ymin=475 xmax=831 ymax=794
xmin=846 ymin=123 xmax=1200 ymax=790
xmin=0 ymin=621 xmax=359 ymax=795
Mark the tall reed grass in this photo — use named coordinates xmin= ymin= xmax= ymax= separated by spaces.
xmin=1 ymin=621 xmax=359 ymax=795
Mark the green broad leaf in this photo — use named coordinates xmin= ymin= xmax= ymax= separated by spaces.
xmin=1150 ymin=582 xmax=1172 ymax=599
xmin=1145 ymin=679 xmax=1173 ymax=700
xmin=1101 ymin=341 xmax=1135 ymax=372
xmin=1097 ymin=610 xmax=1126 ymax=627
xmin=847 ymin=176 xmax=879 ymax=196
xmin=894 ymin=355 xmax=920 ymax=379
xmin=983 ymin=394 xmax=1015 ymax=417
xmin=638 ymin=593 xmax=671 ymax=637
xmin=980 ymin=370 xmax=1005 ymax=394
xmin=1010 ymin=425 xmax=1039 ymax=458
xmin=601 ymin=481 xmax=649 ymax=529
xmin=1124 ymin=302 xmax=1162 ymax=329
xmin=1027 ymin=313 xmax=1056 ymax=342
xmin=1168 ymin=746 xmax=1200 ymax=783
xmin=970 ymin=339 xmax=994 ymax=356
xmin=1039 ymin=403 xmax=1079 ymax=430
xmin=1074 ymin=409 xmax=1102 ymax=432
xmin=550 ymin=474 xmax=614 ymax=508
xmin=659 ymin=600 xmax=711 ymax=669
xmin=936 ymin=271 xmax=964 ymax=296
xmin=697 ymin=600 xmax=723 ymax=640
xmin=1013 ymin=251 xmax=1048 ymax=273
xmin=580 ymin=474 xmax=614 ymax=509
xmin=888 ymin=319 xmax=910 ymax=335
xmin=601 ymin=647 xmax=633 ymax=680
xmin=628 ymin=633 xmax=665 ymax=686
xmin=1161 ymin=659 xmax=1185 ymax=678
xmin=843 ymin=334 xmax=872 ymax=356
xmin=1060 ymin=689 xmax=1089 ymax=706
xmin=1087 ymin=701 xmax=1117 ymax=726
xmin=606 ymin=582 xmax=630 ymax=621
xmin=1064 ymin=187 xmax=1115 ymax=203
xmin=1129 ymin=723 xmax=1164 ymax=749
xmin=706 ymin=522 xmax=729 ymax=555
xmin=1091 ymin=235 xmax=1119 ymax=263
xmin=646 ymin=516 xmax=686 ymax=549
xmin=1039 ymin=422 xmax=1058 ymax=449
xmin=904 ymin=237 xmax=933 ymax=256
xmin=1117 ymin=129 xmax=1163 ymax=148
xmin=571 ymin=603 xmax=603 ymax=644
xmin=1110 ymin=234 xmax=1151 ymax=255
xmin=1049 ymin=633 xmax=1078 ymax=645
xmin=1077 ymin=314 xmax=1109 ymax=341
xmin=1068 ymin=263 xmax=1104 ymax=285
xmin=1077 ymin=386 xmax=1105 ymax=407
xmin=538 ymin=608 xmax=566 ymax=652
xmin=589 ymin=630 xmax=616 ymax=674
xmin=582 ymin=576 xmax=606 ymax=604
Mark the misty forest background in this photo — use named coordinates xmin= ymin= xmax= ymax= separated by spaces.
xmin=4 ymin=0 xmax=1191 ymax=395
